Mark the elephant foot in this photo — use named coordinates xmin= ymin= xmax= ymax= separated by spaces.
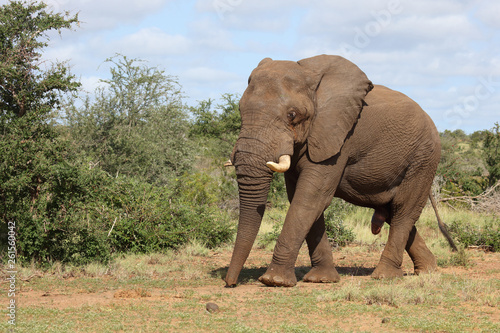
xmin=405 ymin=226 xmax=438 ymax=276
xmin=303 ymin=266 xmax=340 ymax=283
xmin=259 ymin=264 xmax=297 ymax=287
xmin=413 ymin=259 xmax=437 ymax=275
xmin=414 ymin=266 xmax=437 ymax=275
xmin=371 ymin=261 xmax=404 ymax=279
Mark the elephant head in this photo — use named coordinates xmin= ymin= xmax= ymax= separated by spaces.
xmin=224 ymin=54 xmax=373 ymax=287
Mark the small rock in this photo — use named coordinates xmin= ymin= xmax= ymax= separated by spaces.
xmin=206 ymin=302 xmax=219 ymax=313
xmin=382 ymin=317 xmax=391 ymax=324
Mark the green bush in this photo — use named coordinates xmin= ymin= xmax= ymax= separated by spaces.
xmin=267 ymin=173 xmax=288 ymax=208
xmin=260 ymin=198 xmax=355 ymax=249
xmin=324 ymin=199 xmax=356 ymax=247
xmin=106 ymin=176 xmax=234 ymax=253
xmin=3 ymin=159 xmax=235 ymax=265
xmin=189 ymin=94 xmax=241 ymax=161
xmin=4 ymin=157 xmax=115 ymax=265
xmin=449 ymin=218 xmax=500 ymax=252
xmin=437 ymin=247 xmax=472 ymax=268
xmin=66 ymin=55 xmax=194 ymax=185
xmin=484 ymin=122 xmax=500 ymax=186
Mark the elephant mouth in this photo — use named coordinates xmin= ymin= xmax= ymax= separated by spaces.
xmin=226 ymin=154 xmax=292 ymax=173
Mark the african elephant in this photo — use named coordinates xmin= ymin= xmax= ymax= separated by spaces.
xmin=224 ymin=54 xmax=455 ymax=287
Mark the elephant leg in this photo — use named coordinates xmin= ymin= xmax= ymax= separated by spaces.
xmin=303 ymin=213 xmax=340 ymax=283
xmin=258 ymin=204 xmax=313 ymax=287
xmin=258 ymin=172 xmax=302 ymax=287
xmin=259 ymin=169 xmax=338 ymax=287
xmin=372 ymin=216 xmax=411 ymax=279
xmin=405 ymin=226 xmax=437 ymax=274
xmin=372 ymin=174 xmax=436 ymax=279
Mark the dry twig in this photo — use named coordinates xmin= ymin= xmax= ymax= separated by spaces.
xmin=438 ymin=181 xmax=500 ymax=214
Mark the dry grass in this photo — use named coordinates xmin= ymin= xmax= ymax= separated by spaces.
xmin=4 ymin=244 xmax=499 ymax=333
xmin=317 ymin=272 xmax=499 ymax=308
xmin=3 ymin=204 xmax=499 ymax=332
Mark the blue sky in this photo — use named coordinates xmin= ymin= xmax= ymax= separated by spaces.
xmin=4 ymin=0 xmax=499 ymax=132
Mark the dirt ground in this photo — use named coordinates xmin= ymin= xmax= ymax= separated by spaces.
xmin=15 ymin=247 xmax=500 ymax=305
xmin=7 ymin=246 xmax=500 ymax=332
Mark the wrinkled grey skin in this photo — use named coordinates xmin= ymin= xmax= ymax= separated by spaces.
xmin=225 ymin=55 xmax=442 ymax=287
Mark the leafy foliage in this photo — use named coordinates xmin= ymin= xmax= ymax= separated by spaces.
xmin=449 ymin=218 xmax=500 ymax=252
xmin=0 ymin=1 xmax=81 ymax=257
xmin=190 ymin=94 xmax=241 ymax=162
xmin=14 ymin=166 xmax=234 ymax=264
xmin=66 ymin=55 xmax=193 ymax=184
xmin=0 ymin=2 xmax=234 ymax=265
xmin=324 ymin=199 xmax=356 ymax=247
xmin=437 ymin=129 xmax=489 ymax=197
xmin=0 ymin=1 xmax=80 ymax=118
xmin=483 ymin=122 xmax=500 ymax=186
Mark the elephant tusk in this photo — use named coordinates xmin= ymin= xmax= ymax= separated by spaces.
xmin=224 ymin=160 xmax=233 ymax=167
xmin=266 ymin=155 xmax=291 ymax=173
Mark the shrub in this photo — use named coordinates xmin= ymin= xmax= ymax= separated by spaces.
xmin=324 ymin=199 xmax=356 ymax=247
xmin=259 ymin=198 xmax=355 ymax=249
xmin=66 ymin=55 xmax=194 ymax=185
xmin=437 ymin=247 xmax=472 ymax=268
xmin=484 ymin=122 xmax=500 ymax=186
xmin=449 ymin=218 xmax=500 ymax=252
xmin=88 ymin=175 xmax=235 ymax=255
xmin=3 ymin=160 xmax=235 ymax=265
xmin=5 ymin=159 xmax=116 ymax=265
xmin=267 ymin=173 xmax=288 ymax=208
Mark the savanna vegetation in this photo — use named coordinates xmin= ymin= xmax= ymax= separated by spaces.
xmin=1 ymin=0 xmax=499 ymax=267
xmin=1 ymin=2 xmax=499 ymax=332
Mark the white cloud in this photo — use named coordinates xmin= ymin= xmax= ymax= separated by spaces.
xmin=189 ymin=19 xmax=239 ymax=52
xmin=111 ymin=28 xmax=192 ymax=56
xmin=184 ymin=67 xmax=240 ymax=82
xmin=79 ymin=75 xmax=106 ymax=94
xmin=3 ymin=0 xmax=498 ymax=131
xmin=474 ymin=2 xmax=500 ymax=29
xmin=48 ymin=0 xmax=173 ymax=31
xmin=196 ymin=0 xmax=310 ymax=31
xmin=389 ymin=14 xmax=483 ymax=44
xmin=180 ymin=67 xmax=243 ymax=103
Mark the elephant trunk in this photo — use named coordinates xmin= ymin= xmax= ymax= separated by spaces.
xmin=225 ymin=154 xmax=273 ymax=287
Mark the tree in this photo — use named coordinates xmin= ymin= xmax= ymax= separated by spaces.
xmin=484 ymin=122 xmax=500 ymax=186
xmin=0 ymin=1 xmax=82 ymax=260
xmin=190 ymin=93 xmax=241 ymax=160
xmin=0 ymin=1 xmax=80 ymax=220
xmin=66 ymin=55 xmax=193 ymax=184
xmin=0 ymin=1 xmax=80 ymax=118
xmin=437 ymin=130 xmax=487 ymax=197
xmin=470 ymin=130 xmax=487 ymax=148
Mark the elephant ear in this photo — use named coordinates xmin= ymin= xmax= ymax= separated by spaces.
xmin=298 ymin=55 xmax=373 ymax=163
xmin=258 ymin=57 xmax=273 ymax=66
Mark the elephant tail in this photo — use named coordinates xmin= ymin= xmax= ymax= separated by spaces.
xmin=429 ymin=192 xmax=458 ymax=252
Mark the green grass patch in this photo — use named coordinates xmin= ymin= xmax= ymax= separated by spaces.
xmin=3 ymin=245 xmax=499 ymax=333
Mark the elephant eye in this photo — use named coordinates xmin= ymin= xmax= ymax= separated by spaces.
xmin=287 ymin=111 xmax=297 ymax=121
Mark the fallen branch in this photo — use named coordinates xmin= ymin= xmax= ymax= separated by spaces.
xmin=20 ymin=273 xmax=43 ymax=282
xmin=467 ymin=245 xmax=494 ymax=251
xmin=438 ymin=181 xmax=500 ymax=211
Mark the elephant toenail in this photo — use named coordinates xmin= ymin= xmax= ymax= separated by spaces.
xmin=273 ymin=276 xmax=284 ymax=284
